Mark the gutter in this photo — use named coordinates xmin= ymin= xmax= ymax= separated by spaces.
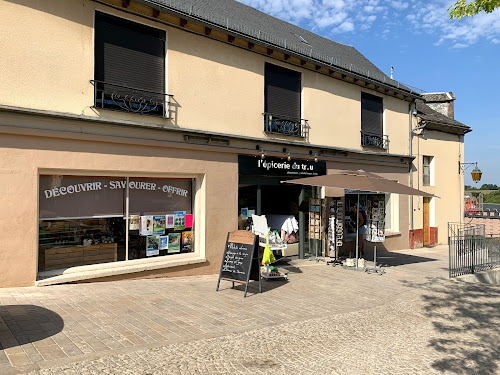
xmin=409 ymin=101 xmax=415 ymax=238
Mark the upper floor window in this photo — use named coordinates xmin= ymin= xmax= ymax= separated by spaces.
xmin=361 ymin=92 xmax=388 ymax=149
xmin=423 ymin=155 xmax=434 ymax=186
xmin=264 ymin=63 xmax=306 ymax=137
xmin=92 ymin=12 xmax=170 ymax=117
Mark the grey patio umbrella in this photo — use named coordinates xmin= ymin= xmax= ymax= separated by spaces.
xmin=283 ymin=170 xmax=436 ymax=267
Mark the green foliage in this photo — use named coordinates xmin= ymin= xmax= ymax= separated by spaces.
xmin=480 ymin=183 xmax=499 ymax=190
xmin=465 ymin=185 xmax=477 ymax=190
xmin=449 ymin=0 xmax=500 ymax=19
xmin=483 ymin=191 xmax=500 ymax=204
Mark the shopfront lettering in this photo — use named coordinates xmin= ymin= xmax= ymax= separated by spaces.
xmin=239 ymin=155 xmax=326 ymax=177
xmin=44 ymin=182 xmax=102 ymax=199
xmin=44 ymin=179 xmax=188 ymax=199
xmin=258 ymin=159 xmax=291 ymax=171
xmin=162 ymin=184 xmax=188 ymax=197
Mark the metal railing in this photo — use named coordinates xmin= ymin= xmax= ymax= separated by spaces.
xmin=90 ymin=80 xmax=173 ymax=117
xmin=263 ymin=113 xmax=308 ymax=138
xmin=448 ymin=223 xmax=500 ymax=278
xmin=361 ymin=131 xmax=389 ymax=150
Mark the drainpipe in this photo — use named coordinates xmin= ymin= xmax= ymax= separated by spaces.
xmin=409 ymin=101 xmax=416 ymax=246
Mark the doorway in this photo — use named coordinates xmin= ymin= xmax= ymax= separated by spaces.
xmin=238 ymin=176 xmax=316 ymax=259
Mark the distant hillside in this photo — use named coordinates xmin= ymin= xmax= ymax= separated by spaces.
xmin=465 ymin=190 xmax=497 ymax=195
xmin=484 ymin=191 xmax=500 ymax=204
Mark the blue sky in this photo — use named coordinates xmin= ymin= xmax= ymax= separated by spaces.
xmin=238 ymin=0 xmax=500 ymax=186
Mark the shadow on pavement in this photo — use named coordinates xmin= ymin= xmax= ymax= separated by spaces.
xmin=219 ymin=278 xmax=289 ymax=298
xmin=0 ymin=305 xmax=64 ymax=349
xmin=368 ymin=247 xmax=438 ymax=268
xmin=402 ymin=278 xmax=500 ymax=374
xmin=273 ymin=257 xmax=303 ymax=274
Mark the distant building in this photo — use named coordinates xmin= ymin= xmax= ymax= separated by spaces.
xmin=410 ymin=92 xmax=471 ymax=247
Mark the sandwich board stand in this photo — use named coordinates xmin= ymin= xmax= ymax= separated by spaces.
xmin=216 ymin=230 xmax=261 ymax=298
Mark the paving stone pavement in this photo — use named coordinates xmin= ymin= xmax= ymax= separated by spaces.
xmin=0 ymin=245 xmax=499 ymax=375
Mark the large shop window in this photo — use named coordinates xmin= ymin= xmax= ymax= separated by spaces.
xmin=93 ymin=12 xmax=167 ymax=116
xmin=361 ymin=92 xmax=386 ymax=149
xmin=38 ymin=176 xmax=195 ymax=273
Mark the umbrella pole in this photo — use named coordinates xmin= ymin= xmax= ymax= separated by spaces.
xmin=355 ymin=192 xmax=359 ymax=269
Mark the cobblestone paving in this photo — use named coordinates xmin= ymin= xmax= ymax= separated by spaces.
xmin=0 ymin=246 xmax=498 ymax=374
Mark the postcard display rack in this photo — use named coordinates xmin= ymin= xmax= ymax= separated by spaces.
xmin=365 ymin=198 xmax=386 ymax=243
xmin=327 ymin=198 xmax=344 ymax=263
xmin=309 ymin=198 xmax=327 ymax=260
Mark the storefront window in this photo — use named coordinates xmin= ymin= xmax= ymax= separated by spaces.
xmin=38 ymin=175 xmax=195 ymax=273
xmin=128 ymin=178 xmax=193 ymax=260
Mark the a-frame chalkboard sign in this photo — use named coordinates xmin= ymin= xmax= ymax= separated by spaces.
xmin=216 ymin=230 xmax=262 ymax=297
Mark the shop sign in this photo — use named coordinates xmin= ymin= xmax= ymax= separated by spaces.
xmin=216 ymin=230 xmax=261 ymax=298
xmin=238 ymin=155 xmax=326 ymax=177
xmin=42 ymin=180 xmax=188 ymax=199
xmin=39 ymin=176 xmax=192 ymax=220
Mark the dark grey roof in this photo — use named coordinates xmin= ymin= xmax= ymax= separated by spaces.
xmin=416 ymin=99 xmax=471 ymax=134
xmin=484 ymin=203 xmax=500 ymax=211
xmin=136 ymin=0 xmax=420 ymax=97
xmin=421 ymin=92 xmax=455 ymax=102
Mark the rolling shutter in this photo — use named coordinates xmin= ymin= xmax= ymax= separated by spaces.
xmin=361 ymin=92 xmax=383 ymax=135
xmin=95 ymin=12 xmax=165 ymax=94
xmin=265 ymin=63 xmax=301 ymax=120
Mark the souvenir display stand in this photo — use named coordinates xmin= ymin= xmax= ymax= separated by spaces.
xmin=326 ymin=197 xmax=344 ymax=266
xmin=308 ymin=198 xmax=325 ymax=261
xmin=364 ymin=196 xmax=387 ymax=275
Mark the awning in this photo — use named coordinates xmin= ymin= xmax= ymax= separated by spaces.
xmin=283 ymin=169 xmax=436 ymax=197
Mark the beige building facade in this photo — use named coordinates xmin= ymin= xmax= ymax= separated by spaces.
xmin=0 ymin=0 xmax=468 ymax=287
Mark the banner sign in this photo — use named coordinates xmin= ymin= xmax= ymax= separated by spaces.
xmin=238 ymin=155 xmax=326 ymax=177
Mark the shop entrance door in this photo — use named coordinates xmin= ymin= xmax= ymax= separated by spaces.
xmin=238 ymin=176 xmax=314 ymax=259
xmin=423 ymin=197 xmax=430 ymax=246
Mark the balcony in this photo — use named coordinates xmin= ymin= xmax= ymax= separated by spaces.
xmin=361 ymin=131 xmax=389 ymax=150
xmin=90 ymin=80 xmax=173 ymax=118
xmin=263 ymin=113 xmax=308 ymax=138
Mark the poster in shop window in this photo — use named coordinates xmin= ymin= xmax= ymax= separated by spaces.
xmin=153 ymin=215 xmax=166 ymax=235
xmin=174 ymin=211 xmax=186 ymax=231
xmin=140 ymin=216 xmax=154 ymax=236
xmin=146 ymin=236 xmax=160 ymax=257
xmin=168 ymin=233 xmax=181 ymax=253
xmin=182 ymin=231 xmax=194 ymax=252
xmin=166 ymin=215 xmax=174 ymax=229
xmin=129 ymin=215 xmax=140 ymax=230
xmin=185 ymin=214 xmax=193 ymax=229
xmin=159 ymin=236 xmax=169 ymax=250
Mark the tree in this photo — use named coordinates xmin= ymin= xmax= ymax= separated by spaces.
xmin=480 ymin=183 xmax=499 ymax=190
xmin=449 ymin=0 xmax=500 ymax=19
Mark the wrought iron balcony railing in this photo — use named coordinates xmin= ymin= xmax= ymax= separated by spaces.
xmin=263 ymin=113 xmax=308 ymax=138
xmin=361 ymin=131 xmax=389 ymax=150
xmin=90 ymin=80 xmax=173 ymax=117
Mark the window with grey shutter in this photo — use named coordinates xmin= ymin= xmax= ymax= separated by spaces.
xmin=265 ymin=63 xmax=301 ymax=120
xmin=93 ymin=12 xmax=167 ymax=116
xmin=361 ymin=92 xmax=383 ymax=135
xmin=361 ymin=92 xmax=386 ymax=148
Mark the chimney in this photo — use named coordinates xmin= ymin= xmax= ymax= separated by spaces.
xmin=421 ymin=92 xmax=456 ymax=119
